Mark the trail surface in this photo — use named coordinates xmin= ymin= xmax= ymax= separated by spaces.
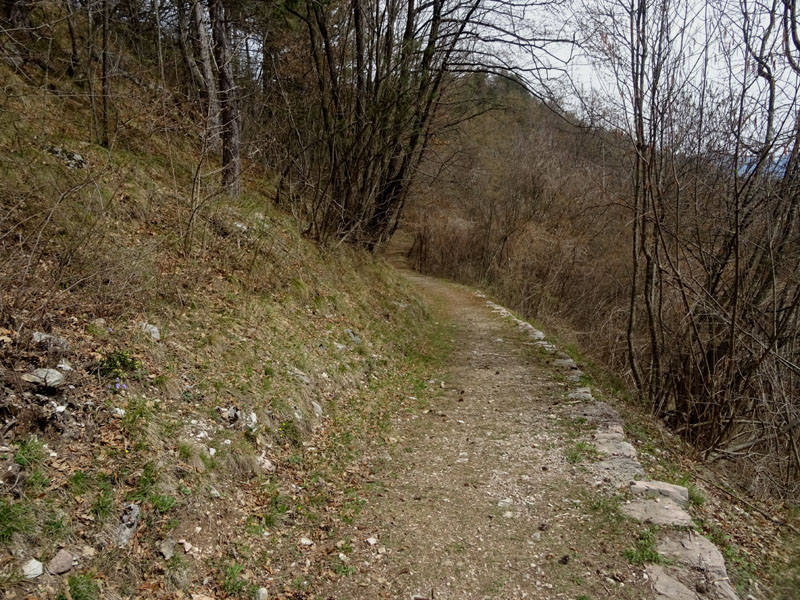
xmin=324 ymin=270 xmax=656 ymax=600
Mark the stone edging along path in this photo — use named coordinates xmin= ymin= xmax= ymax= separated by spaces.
xmin=480 ymin=293 xmax=741 ymax=600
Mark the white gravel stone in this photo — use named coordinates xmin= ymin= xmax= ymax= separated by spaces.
xmin=22 ymin=558 xmax=43 ymax=579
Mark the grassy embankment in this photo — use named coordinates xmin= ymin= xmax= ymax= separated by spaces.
xmin=0 ymin=40 xmax=453 ymax=599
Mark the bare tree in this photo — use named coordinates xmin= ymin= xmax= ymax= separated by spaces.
xmin=210 ymin=0 xmax=240 ymax=196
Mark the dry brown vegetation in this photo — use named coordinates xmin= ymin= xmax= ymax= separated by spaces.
xmin=408 ymin=62 xmax=800 ymax=505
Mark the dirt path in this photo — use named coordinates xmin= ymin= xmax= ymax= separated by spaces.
xmin=323 ymin=272 xmax=655 ymax=600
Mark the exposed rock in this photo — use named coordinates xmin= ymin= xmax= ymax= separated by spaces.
xmin=291 ymin=368 xmax=311 ymax=385
xmin=299 ymin=537 xmax=314 ymax=546
xmin=209 ymin=485 xmax=221 ymax=498
xmin=219 ymin=406 xmax=258 ymax=430
xmin=47 ymin=549 xmax=73 ymax=574
xmin=256 ymin=588 xmax=269 ymax=600
xmin=553 ymin=358 xmax=578 ymax=369
xmin=47 ymin=145 xmax=86 ymax=169
xmin=22 ymin=558 xmax=43 ymax=579
xmin=138 ymin=322 xmax=161 ymax=341
xmin=90 ymin=318 xmax=107 ymax=328
xmin=117 ymin=503 xmax=141 ymax=547
xmin=657 ymin=532 xmax=729 ymax=579
xmin=22 ymin=368 xmax=65 ymax=388
xmin=621 ymin=498 xmax=693 ymax=527
xmin=257 ymin=453 xmax=275 ymax=473
xmin=567 ymin=387 xmax=594 ymax=401
xmin=572 ymin=402 xmax=624 ymax=427
xmin=712 ymin=581 xmax=740 ymax=600
xmin=159 ymin=538 xmax=176 ymax=560
xmin=631 ymin=480 xmax=690 ymax=506
xmin=311 ymin=401 xmax=323 ymax=416
xmin=566 ymin=371 xmax=585 ymax=383
xmin=31 ymin=331 xmax=70 ymax=352
xmin=344 ymin=328 xmax=362 ymax=344
xmin=591 ymin=456 xmax=645 ymax=486
xmin=593 ymin=434 xmax=637 ymax=458
xmin=647 ymin=565 xmax=698 ymax=600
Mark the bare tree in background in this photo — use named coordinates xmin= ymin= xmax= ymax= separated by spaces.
xmin=580 ymin=0 xmax=800 ymax=494
xmin=272 ymin=0 xmax=569 ymax=248
xmin=210 ymin=0 xmax=240 ymax=196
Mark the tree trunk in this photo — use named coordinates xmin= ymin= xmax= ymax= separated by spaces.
xmin=191 ymin=0 xmax=220 ymax=151
xmin=101 ymin=0 xmax=110 ymax=147
xmin=210 ymin=0 xmax=241 ymax=196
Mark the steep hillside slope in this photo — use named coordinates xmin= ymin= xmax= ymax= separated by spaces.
xmin=0 ymin=42 xmax=450 ymax=599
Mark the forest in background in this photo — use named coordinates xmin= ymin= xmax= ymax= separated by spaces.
xmin=2 ymin=0 xmax=800 ymax=501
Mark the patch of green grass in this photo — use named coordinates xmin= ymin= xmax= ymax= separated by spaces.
xmin=70 ymin=470 xmax=91 ymax=495
xmin=150 ymin=494 xmax=176 ymax=513
xmin=687 ymin=483 xmax=706 ymax=507
xmin=774 ymin=531 xmax=800 ymax=600
xmin=200 ymin=451 xmax=220 ymax=471
xmin=245 ymin=515 xmax=266 ymax=536
xmin=341 ymin=490 xmax=366 ymax=524
xmin=122 ymin=396 xmax=155 ymax=434
xmin=586 ymin=494 xmax=625 ymax=528
xmin=255 ymin=484 xmax=293 ymax=529
xmin=86 ymin=322 xmax=107 ymax=337
xmin=449 ymin=541 xmax=467 ymax=553
xmin=99 ymin=349 xmax=142 ymax=378
xmin=25 ymin=469 xmax=50 ymax=493
xmin=566 ymin=441 xmax=601 ymax=464
xmin=14 ymin=435 xmax=46 ymax=468
xmin=220 ymin=560 xmax=248 ymax=596
xmin=278 ymin=420 xmax=302 ymax=446
xmin=177 ymin=443 xmax=193 ymax=460
xmin=43 ymin=514 xmax=69 ymax=538
xmin=129 ymin=461 xmax=158 ymax=501
xmin=91 ymin=475 xmax=114 ymax=520
xmin=665 ymin=472 xmax=706 ymax=507
xmin=332 ymin=557 xmax=355 ymax=576
xmin=0 ymin=499 xmax=35 ymax=543
xmin=57 ymin=574 xmax=99 ymax=600
xmin=625 ymin=526 xmax=662 ymax=564
xmin=561 ymin=417 xmax=596 ymax=439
